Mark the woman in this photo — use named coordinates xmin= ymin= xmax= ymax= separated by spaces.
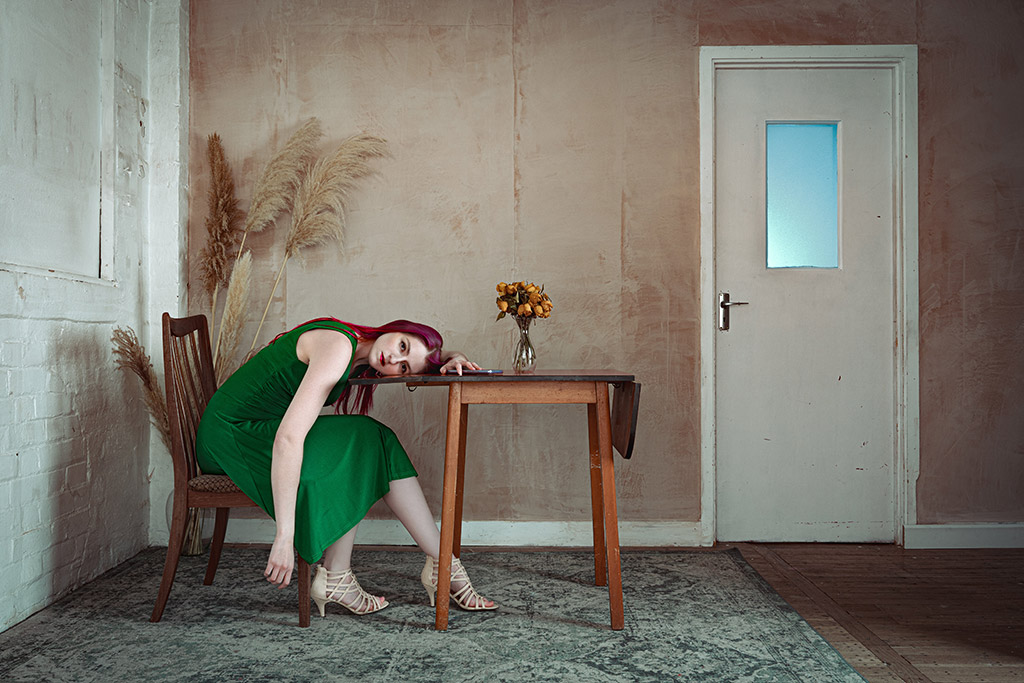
xmin=196 ymin=317 xmax=496 ymax=616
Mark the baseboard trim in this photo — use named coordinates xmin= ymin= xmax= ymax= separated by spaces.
xmin=220 ymin=519 xmax=709 ymax=548
xmin=903 ymin=523 xmax=1024 ymax=549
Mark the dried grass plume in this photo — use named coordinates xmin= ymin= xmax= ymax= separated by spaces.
xmin=249 ymin=133 xmax=389 ymax=352
xmin=198 ymin=133 xmax=242 ymax=300
xmin=286 ymin=133 xmax=390 ymax=257
xmin=214 ymin=250 xmax=252 ymax=383
xmin=111 ymin=326 xmax=172 ymax=452
xmin=242 ymin=118 xmax=324 ymax=244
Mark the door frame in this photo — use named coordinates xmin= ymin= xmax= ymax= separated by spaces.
xmin=698 ymin=45 xmax=919 ymax=544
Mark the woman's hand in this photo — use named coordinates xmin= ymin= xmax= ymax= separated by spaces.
xmin=440 ymin=353 xmax=481 ymax=376
xmin=265 ymin=535 xmax=295 ymax=589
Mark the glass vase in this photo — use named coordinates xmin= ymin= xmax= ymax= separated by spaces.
xmin=513 ymin=315 xmax=536 ymax=373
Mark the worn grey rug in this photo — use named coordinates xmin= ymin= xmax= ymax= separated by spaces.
xmin=0 ymin=547 xmax=863 ymax=682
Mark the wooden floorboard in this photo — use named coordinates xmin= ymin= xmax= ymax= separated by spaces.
xmin=734 ymin=543 xmax=1024 ymax=683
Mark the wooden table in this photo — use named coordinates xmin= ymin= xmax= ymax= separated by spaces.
xmin=352 ymin=370 xmax=635 ymax=631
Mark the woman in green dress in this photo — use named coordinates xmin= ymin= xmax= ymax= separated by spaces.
xmin=196 ymin=317 xmax=496 ymax=616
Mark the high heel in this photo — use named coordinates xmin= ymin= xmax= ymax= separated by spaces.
xmin=311 ymin=565 xmax=389 ymax=617
xmin=420 ymin=555 xmax=498 ymax=611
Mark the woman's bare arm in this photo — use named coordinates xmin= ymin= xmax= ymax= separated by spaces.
xmin=264 ymin=329 xmax=353 ymax=588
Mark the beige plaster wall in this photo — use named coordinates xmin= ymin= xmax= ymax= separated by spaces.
xmin=914 ymin=0 xmax=1024 ymax=523
xmin=188 ymin=0 xmax=1024 ymax=528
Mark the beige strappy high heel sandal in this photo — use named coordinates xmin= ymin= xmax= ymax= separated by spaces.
xmin=311 ymin=566 xmax=389 ymax=617
xmin=420 ymin=555 xmax=498 ymax=611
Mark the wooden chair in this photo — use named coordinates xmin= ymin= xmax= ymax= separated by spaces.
xmin=150 ymin=312 xmax=311 ymax=627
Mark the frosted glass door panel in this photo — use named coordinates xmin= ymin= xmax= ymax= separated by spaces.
xmin=766 ymin=123 xmax=838 ymax=268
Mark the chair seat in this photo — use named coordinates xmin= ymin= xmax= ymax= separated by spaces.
xmin=188 ymin=474 xmax=243 ymax=494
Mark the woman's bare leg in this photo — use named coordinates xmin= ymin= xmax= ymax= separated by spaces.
xmin=317 ymin=524 xmax=387 ymax=613
xmin=319 ymin=476 xmax=437 ymax=570
xmin=382 ymin=476 xmax=440 ymax=558
xmin=321 ymin=525 xmax=358 ymax=571
xmin=383 ymin=476 xmax=494 ymax=609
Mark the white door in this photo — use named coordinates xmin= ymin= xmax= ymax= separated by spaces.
xmin=709 ymin=52 xmax=910 ymax=542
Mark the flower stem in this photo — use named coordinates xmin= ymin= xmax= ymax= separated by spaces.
xmin=210 ymin=283 xmax=221 ymax=366
xmin=248 ymin=253 xmax=290 ymax=356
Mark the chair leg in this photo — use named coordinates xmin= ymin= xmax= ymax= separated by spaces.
xmin=297 ymin=556 xmax=311 ymax=627
xmin=151 ymin=492 xmax=189 ymax=622
xmin=204 ymin=507 xmax=230 ymax=585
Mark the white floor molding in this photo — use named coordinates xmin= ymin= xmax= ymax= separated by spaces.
xmin=195 ymin=518 xmax=1024 ymax=550
xmin=220 ymin=519 xmax=709 ymax=548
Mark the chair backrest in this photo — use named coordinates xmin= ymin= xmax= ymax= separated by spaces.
xmin=162 ymin=313 xmax=218 ymax=487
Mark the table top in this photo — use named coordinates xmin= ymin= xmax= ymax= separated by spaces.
xmin=350 ymin=369 xmax=635 ymax=386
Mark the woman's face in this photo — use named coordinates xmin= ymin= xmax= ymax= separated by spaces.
xmin=368 ymin=332 xmax=431 ymax=376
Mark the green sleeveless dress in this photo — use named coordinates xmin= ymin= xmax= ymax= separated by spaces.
xmin=196 ymin=318 xmax=418 ymax=564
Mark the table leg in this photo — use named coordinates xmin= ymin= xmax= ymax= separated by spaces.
xmin=596 ymin=383 xmax=625 ymax=630
xmin=587 ymin=403 xmax=607 ymax=587
xmin=436 ymin=383 xmax=463 ymax=631
xmin=453 ymin=403 xmax=468 ymax=559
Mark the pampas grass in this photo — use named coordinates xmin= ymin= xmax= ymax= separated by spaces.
xmin=198 ymin=133 xmax=241 ymax=358
xmin=111 ymin=326 xmax=172 ymax=453
xmin=203 ymin=120 xmax=319 ymax=379
xmin=182 ymin=509 xmax=204 ymax=556
xmin=286 ymin=133 xmax=389 ymax=255
xmin=248 ymin=133 xmax=389 ymax=353
xmin=198 ymin=134 xmax=242 ymax=328
xmin=213 ymin=251 xmax=252 ymax=384
xmin=239 ymin=117 xmax=323 ymax=256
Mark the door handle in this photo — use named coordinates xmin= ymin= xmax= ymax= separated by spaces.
xmin=718 ymin=292 xmax=748 ymax=331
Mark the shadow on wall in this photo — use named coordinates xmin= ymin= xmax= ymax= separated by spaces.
xmin=45 ymin=324 xmax=150 ymax=600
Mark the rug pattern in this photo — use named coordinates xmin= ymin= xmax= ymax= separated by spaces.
xmin=0 ymin=547 xmax=864 ymax=682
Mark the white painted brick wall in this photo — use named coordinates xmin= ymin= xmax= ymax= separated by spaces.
xmin=0 ymin=0 xmax=188 ymax=633
xmin=0 ymin=317 xmax=153 ymax=631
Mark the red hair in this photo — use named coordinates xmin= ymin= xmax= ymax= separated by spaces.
xmin=270 ymin=317 xmax=445 ymax=416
